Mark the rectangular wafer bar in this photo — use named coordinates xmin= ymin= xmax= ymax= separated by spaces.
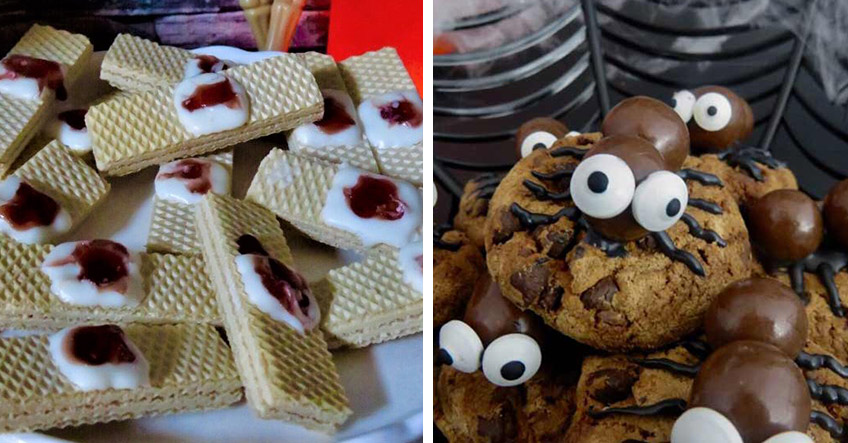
xmin=338 ymin=47 xmax=422 ymax=185
xmin=0 ymin=25 xmax=92 ymax=176
xmin=147 ymin=150 xmax=233 ymax=255
xmin=313 ymin=246 xmax=422 ymax=349
xmin=100 ymin=34 xmax=194 ymax=93
xmin=10 ymin=140 xmax=109 ymax=235
xmin=88 ymin=53 xmax=323 ymax=176
xmin=289 ymin=52 xmax=379 ymax=173
xmin=196 ymin=194 xmax=351 ymax=431
xmin=0 ymin=323 xmax=241 ymax=432
xmin=247 ymin=149 xmax=422 ymax=252
xmin=0 ymin=238 xmax=221 ymax=328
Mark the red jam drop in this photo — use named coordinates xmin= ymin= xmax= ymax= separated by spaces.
xmin=182 ymin=78 xmax=240 ymax=112
xmin=157 ymin=159 xmax=212 ymax=195
xmin=1 ymin=54 xmax=67 ymax=100
xmin=67 ymin=325 xmax=136 ymax=365
xmin=254 ymin=256 xmax=313 ymax=317
xmin=0 ymin=181 xmax=60 ymax=230
xmin=194 ymin=55 xmax=228 ymax=73
xmin=379 ymin=98 xmax=422 ymax=127
xmin=73 ymin=240 xmax=129 ymax=288
xmin=237 ymin=234 xmax=269 ymax=256
xmin=343 ymin=175 xmax=406 ymax=220
xmin=315 ymin=96 xmax=355 ymax=135
xmin=58 ymin=109 xmax=87 ymax=131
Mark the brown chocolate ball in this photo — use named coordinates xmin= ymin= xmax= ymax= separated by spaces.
xmin=748 ymin=189 xmax=824 ymax=262
xmin=583 ymin=135 xmax=666 ymax=242
xmin=688 ymin=86 xmax=753 ymax=153
xmin=515 ymin=117 xmax=569 ymax=159
xmin=690 ymin=341 xmax=811 ymax=443
xmin=824 ymin=179 xmax=848 ymax=250
xmin=705 ymin=277 xmax=807 ymax=357
xmin=601 ymin=96 xmax=690 ymax=171
xmin=463 ymin=273 xmax=544 ymax=346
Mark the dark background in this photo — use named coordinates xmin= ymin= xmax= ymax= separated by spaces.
xmin=434 ymin=0 xmax=848 ymax=224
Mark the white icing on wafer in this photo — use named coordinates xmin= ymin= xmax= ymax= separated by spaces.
xmin=234 ymin=254 xmax=320 ymax=333
xmin=398 ymin=241 xmax=423 ymax=293
xmin=191 ymin=46 xmax=283 ymax=65
xmin=48 ymin=325 xmax=150 ymax=391
xmin=41 ymin=240 xmax=144 ymax=308
xmin=289 ymin=89 xmax=362 ymax=148
xmin=182 ymin=54 xmax=237 ymax=79
xmin=45 ymin=108 xmax=91 ymax=153
xmin=0 ymin=176 xmax=71 ymax=244
xmin=320 ymin=164 xmax=423 ymax=248
xmin=0 ymin=67 xmax=40 ymax=100
xmin=173 ymin=73 xmax=249 ymax=136
xmin=155 ymin=157 xmax=230 ymax=204
xmin=357 ymin=90 xmax=423 ymax=149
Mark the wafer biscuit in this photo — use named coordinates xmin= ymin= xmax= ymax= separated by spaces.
xmin=0 ymin=238 xmax=221 ymax=328
xmin=313 ymin=246 xmax=422 ymax=349
xmin=9 ymin=140 xmax=109 ymax=235
xmin=0 ymin=25 xmax=92 ymax=176
xmin=0 ymin=323 xmax=241 ymax=432
xmin=100 ymin=34 xmax=194 ymax=93
xmin=88 ymin=53 xmax=322 ymax=176
xmin=290 ymin=52 xmax=379 ymax=172
xmin=148 ymin=150 xmax=233 ymax=254
xmin=338 ymin=48 xmax=422 ymax=185
xmin=196 ymin=194 xmax=350 ymax=431
xmin=247 ymin=149 xmax=422 ymax=252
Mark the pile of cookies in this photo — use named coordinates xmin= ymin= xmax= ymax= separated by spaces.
xmin=435 ymin=87 xmax=848 ymax=442
xmin=0 ymin=24 xmax=423 ymax=433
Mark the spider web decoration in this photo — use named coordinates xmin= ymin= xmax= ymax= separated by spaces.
xmin=434 ymin=0 xmax=848 ymax=224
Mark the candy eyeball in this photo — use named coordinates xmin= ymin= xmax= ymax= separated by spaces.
xmin=761 ymin=431 xmax=814 ymax=443
xmin=693 ymin=92 xmax=732 ymax=132
xmin=672 ymin=90 xmax=696 ymax=123
xmin=671 ymin=407 xmax=743 ymax=443
xmin=520 ymin=131 xmax=559 ymax=158
xmin=570 ymin=154 xmax=636 ymax=219
xmin=631 ymin=170 xmax=688 ymax=232
xmin=438 ymin=320 xmax=484 ymax=373
xmin=481 ymin=333 xmax=541 ymax=387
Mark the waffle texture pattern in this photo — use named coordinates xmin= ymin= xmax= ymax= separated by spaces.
xmin=196 ymin=194 xmax=351 ymax=431
xmin=0 ymin=323 xmax=241 ymax=432
xmin=87 ymin=53 xmax=323 ymax=176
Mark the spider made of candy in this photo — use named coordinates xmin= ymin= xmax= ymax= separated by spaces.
xmin=746 ymin=180 xmax=848 ymax=318
xmin=513 ymin=96 xmax=727 ymax=276
xmin=591 ymin=277 xmax=848 ymax=443
xmin=437 ymin=273 xmax=548 ymax=387
xmin=671 ymin=85 xmax=784 ymax=181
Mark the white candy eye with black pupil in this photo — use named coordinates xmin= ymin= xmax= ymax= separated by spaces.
xmin=693 ymin=92 xmax=732 ymax=132
xmin=438 ymin=320 xmax=483 ymax=373
xmin=570 ymin=154 xmax=635 ymax=219
xmin=762 ymin=432 xmax=814 ymax=443
xmin=672 ymin=90 xmax=696 ymax=123
xmin=520 ymin=131 xmax=558 ymax=158
xmin=632 ymin=170 xmax=688 ymax=232
xmin=481 ymin=333 xmax=541 ymax=387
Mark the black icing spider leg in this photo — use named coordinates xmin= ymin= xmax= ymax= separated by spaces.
xmin=630 ymin=358 xmax=700 ymax=376
xmin=588 ymin=399 xmax=687 ymax=419
xmin=797 ymin=352 xmax=848 ymax=378
xmin=807 ymin=379 xmax=848 ymax=406
xmin=818 ymin=263 xmax=846 ymax=318
xmin=523 ymin=180 xmax=571 ymax=202
xmin=718 ymin=145 xmax=786 ymax=182
xmin=687 ymin=199 xmax=723 ymax=215
xmin=577 ymin=217 xmax=629 ymax=258
xmin=788 ymin=262 xmax=808 ymax=303
xmin=680 ymin=213 xmax=727 ymax=247
xmin=549 ymin=146 xmax=587 ymax=159
xmin=677 ymin=169 xmax=724 ymax=187
xmin=811 ymin=411 xmax=848 ymax=441
xmin=651 ymin=231 xmax=706 ymax=276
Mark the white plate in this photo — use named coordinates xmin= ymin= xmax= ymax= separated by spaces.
xmin=10 ymin=51 xmax=423 ymax=443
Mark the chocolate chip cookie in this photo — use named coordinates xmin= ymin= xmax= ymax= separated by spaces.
xmin=454 ymin=174 xmax=502 ymax=249
xmin=685 ymin=153 xmax=798 ymax=209
xmin=434 ymin=227 xmax=486 ymax=327
xmin=484 ymin=135 xmax=753 ymax=351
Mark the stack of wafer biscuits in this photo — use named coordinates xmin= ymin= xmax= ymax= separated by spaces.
xmin=0 ymin=24 xmax=421 ymax=436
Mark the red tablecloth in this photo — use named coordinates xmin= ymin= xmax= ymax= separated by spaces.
xmin=327 ymin=0 xmax=423 ymax=95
